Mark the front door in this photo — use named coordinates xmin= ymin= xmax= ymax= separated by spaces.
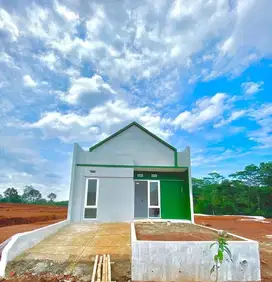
xmin=160 ymin=180 xmax=184 ymax=219
xmin=134 ymin=181 xmax=148 ymax=218
xmin=134 ymin=180 xmax=161 ymax=218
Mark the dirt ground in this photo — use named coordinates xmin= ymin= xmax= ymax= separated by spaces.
xmin=3 ymin=223 xmax=131 ymax=282
xmin=195 ymin=215 xmax=272 ymax=282
xmin=135 ymin=222 xmax=241 ymax=241
xmin=0 ymin=203 xmax=67 ymax=244
xmin=0 ymin=203 xmax=67 ymax=227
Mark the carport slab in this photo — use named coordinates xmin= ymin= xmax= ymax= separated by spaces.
xmin=6 ymin=223 xmax=131 ymax=281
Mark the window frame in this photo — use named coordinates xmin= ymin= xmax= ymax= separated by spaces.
xmin=83 ymin=178 xmax=99 ymax=220
xmin=147 ymin=180 xmax=161 ymax=218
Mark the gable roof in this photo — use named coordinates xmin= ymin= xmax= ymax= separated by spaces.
xmin=89 ymin=121 xmax=177 ymax=152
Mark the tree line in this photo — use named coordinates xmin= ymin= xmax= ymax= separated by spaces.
xmin=0 ymin=161 xmax=271 ymax=216
xmin=0 ymin=185 xmax=68 ymax=206
xmin=193 ymin=161 xmax=272 ymax=217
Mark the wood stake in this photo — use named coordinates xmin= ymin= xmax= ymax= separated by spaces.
xmin=91 ymin=255 xmax=98 ymax=282
xmin=107 ymin=254 xmax=111 ymax=282
xmin=105 ymin=255 xmax=108 ymax=282
xmin=97 ymin=255 xmax=103 ymax=282
xmin=102 ymin=254 xmax=106 ymax=282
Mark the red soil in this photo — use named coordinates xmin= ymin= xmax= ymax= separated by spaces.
xmin=195 ymin=215 xmax=272 ymax=282
xmin=136 ymin=222 xmax=241 ymax=241
xmin=194 ymin=215 xmax=272 ymax=242
xmin=0 ymin=203 xmax=67 ymax=244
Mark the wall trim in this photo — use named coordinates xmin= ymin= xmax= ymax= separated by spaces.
xmin=76 ymin=164 xmax=188 ymax=169
xmin=174 ymin=151 xmax=178 ymax=166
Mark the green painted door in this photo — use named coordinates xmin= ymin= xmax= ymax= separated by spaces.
xmin=161 ymin=180 xmax=186 ymax=219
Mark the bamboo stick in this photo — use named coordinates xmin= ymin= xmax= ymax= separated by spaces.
xmin=97 ymin=255 xmax=103 ymax=282
xmin=102 ymin=254 xmax=106 ymax=282
xmin=105 ymin=255 xmax=108 ymax=282
xmin=107 ymin=254 xmax=111 ymax=282
xmin=91 ymin=255 xmax=98 ymax=282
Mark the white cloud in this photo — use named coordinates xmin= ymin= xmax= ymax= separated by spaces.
xmin=220 ymin=0 xmax=272 ymax=56
xmin=60 ymin=74 xmax=116 ymax=105
xmin=192 ymin=148 xmax=250 ymax=167
xmin=203 ymin=0 xmax=272 ymax=80
xmin=174 ymin=93 xmax=229 ymax=132
xmin=0 ymin=130 xmax=70 ymax=199
xmin=0 ymin=8 xmax=19 ymax=40
xmin=38 ymin=51 xmax=80 ymax=77
xmin=23 ymin=75 xmax=37 ymax=88
xmin=32 ymin=0 xmax=234 ymax=90
xmin=39 ymin=52 xmax=58 ymax=70
xmin=248 ymin=104 xmax=272 ymax=149
xmin=55 ymin=2 xmax=79 ymax=21
xmin=0 ymin=98 xmax=14 ymax=116
xmin=242 ymin=81 xmax=264 ymax=95
xmin=23 ymin=100 xmax=172 ymax=143
xmin=215 ymin=110 xmax=246 ymax=128
xmin=0 ymin=0 xmax=271 ymax=198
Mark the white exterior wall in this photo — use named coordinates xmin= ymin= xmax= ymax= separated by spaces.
xmin=87 ymin=126 xmax=175 ymax=166
xmin=131 ymin=224 xmax=261 ymax=282
xmin=68 ymin=125 xmax=193 ymax=223
xmin=70 ymin=165 xmax=134 ymax=222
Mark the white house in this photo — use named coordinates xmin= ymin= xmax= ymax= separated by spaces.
xmin=68 ymin=122 xmax=194 ymax=223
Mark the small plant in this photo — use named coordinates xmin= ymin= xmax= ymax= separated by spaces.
xmin=210 ymin=234 xmax=233 ymax=282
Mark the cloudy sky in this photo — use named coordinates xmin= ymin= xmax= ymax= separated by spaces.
xmin=0 ymin=0 xmax=271 ymax=200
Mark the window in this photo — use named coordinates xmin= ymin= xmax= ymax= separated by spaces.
xmin=148 ymin=181 xmax=160 ymax=218
xmin=84 ymin=178 xmax=98 ymax=219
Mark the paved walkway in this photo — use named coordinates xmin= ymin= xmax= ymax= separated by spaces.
xmin=6 ymin=223 xmax=131 ymax=281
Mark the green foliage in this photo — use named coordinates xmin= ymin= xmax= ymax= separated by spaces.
xmin=194 ymin=161 xmax=272 ymax=217
xmin=210 ymin=236 xmax=233 ymax=281
xmin=3 ymin=188 xmax=21 ymax=203
xmin=0 ymin=186 xmax=68 ymax=206
xmin=54 ymin=200 xmax=69 ymax=206
xmin=21 ymin=185 xmax=42 ymax=203
xmin=47 ymin=192 xmax=57 ymax=202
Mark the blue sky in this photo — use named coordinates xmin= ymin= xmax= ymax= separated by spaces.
xmin=0 ymin=0 xmax=271 ymax=200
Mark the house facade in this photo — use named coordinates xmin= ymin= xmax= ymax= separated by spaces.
xmin=68 ymin=122 xmax=194 ymax=223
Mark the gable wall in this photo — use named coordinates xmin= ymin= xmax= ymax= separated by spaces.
xmin=87 ymin=125 xmax=175 ymax=166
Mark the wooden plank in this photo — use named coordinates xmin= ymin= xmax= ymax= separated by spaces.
xmin=107 ymin=254 xmax=111 ymax=282
xmin=91 ymin=255 xmax=98 ymax=282
xmin=105 ymin=255 xmax=108 ymax=282
xmin=97 ymin=255 xmax=103 ymax=282
xmin=102 ymin=254 xmax=106 ymax=282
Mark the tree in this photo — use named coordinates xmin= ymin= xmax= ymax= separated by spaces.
xmin=229 ymin=164 xmax=261 ymax=187
xmin=47 ymin=193 xmax=57 ymax=202
xmin=21 ymin=185 xmax=42 ymax=203
xmin=259 ymin=162 xmax=272 ymax=187
xmin=204 ymin=172 xmax=225 ymax=185
xmin=194 ymin=161 xmax=272 ymax=217
xmin=3 ymin=188 xmax=21 ymax=203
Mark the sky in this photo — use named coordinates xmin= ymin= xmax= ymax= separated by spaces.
xmin=0 ymin=0 xmax=271 ymax=200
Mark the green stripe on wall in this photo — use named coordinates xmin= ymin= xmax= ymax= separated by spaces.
xmin=76 ymin=164 xmax=188 ymax=169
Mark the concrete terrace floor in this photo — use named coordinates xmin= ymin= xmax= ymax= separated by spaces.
xmin=6 ymin=223 xmax=131 ymax=281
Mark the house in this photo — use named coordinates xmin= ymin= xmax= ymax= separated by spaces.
xmin=68 ymin=122 xmax=194 ymax=223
